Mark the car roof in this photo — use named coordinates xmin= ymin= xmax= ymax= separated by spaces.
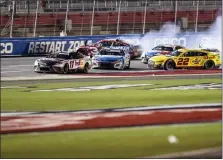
xmin=156 ymin=44 xmax=184 ymax=48
xmin=178 ymin=48 xmax=212 ymax=53
xmin=98 ymin=39 xmax=129 ymax=44
xmin=53 ymin=52 xmax=69 ymax=55
xmin=101 ymin=48 xmax=123 ymax=52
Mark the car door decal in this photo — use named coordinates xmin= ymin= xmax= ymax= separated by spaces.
xmin=177 ymin=58 xmax=189 ymax=65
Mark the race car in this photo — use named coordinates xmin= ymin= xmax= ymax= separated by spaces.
xmin=34 ymin=51 xmax=91 ymax=74
xmin=78 ymin=39 xmax=142 ymax=59
xmin=147 ymin=48 xmax=221 ymax=70
xmin=141 ymin=44 xmax=186 ymax=64
xmin=92 ymin=49 xmax=131 ymax=70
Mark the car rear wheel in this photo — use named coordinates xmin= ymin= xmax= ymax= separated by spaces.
xmin=164 ymin=60 xmax=175 ymax=70
xmin=63 ymin=63 xmax=69 ymax=74
xmin=204 ymin=60 xmax=215 ymax=69
xmin=83 ymin=63 xmax=89 ymax=73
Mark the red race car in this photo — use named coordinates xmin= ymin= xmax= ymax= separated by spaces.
xmin=77 ymin=39 xmax=142 ymax=59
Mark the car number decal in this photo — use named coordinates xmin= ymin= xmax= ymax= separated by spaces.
xmin=177 ymin=58 xmax=189 ymax=65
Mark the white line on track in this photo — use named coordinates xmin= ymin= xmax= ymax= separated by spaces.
xmin=1 ymin=65 xmax=33 ymax=68
xmin=1 ymin=103 xmax=221 ymax=116
xmin=1 ymin=73 xmax=221 ymax=81
xmin=1 ymin=70 xmax=32 ymax=73
xmin=142 ymin=147 xmax=222 ymax=158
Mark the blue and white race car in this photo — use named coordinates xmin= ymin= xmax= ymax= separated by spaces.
xmin=141 ymin=44 xmax=185 ymax=64
xmin=92 ymin=49 xmax=131 ymax=69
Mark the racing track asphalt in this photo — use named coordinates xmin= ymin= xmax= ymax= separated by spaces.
xmin=1 ymin=56 xmax=221 ymax=85
xmin=1 ymin=56 xmax=149 ymax=78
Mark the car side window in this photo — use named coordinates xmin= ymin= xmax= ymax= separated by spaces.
xmin=183 ymin=51 xmax=198 ymax=57
xmin=101 ymin=41 xmax=113 ymax=47
xmin=120 ymin=51 xmax=125 ymax=56
xmin=70 ymin=52 xmax=83 ymax=59
xmin=113 ymin=42 xmax=126 ymax=46
xmin=197 ymin=52 xmax=207 ymax=56
xmin=95 ymin=42 xmax=102 ymax=47
xmin=175 ymin=46 xmax=182 ymax=50
xmin=77 ymin=52 xmax=84 ymax=59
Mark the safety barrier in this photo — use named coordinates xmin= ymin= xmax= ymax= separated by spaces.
xmin=0 ymin=33 xmax=220 ymax=56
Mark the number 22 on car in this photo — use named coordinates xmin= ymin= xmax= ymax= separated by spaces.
xmin=176 ymin=58 xmax=189 ymax=67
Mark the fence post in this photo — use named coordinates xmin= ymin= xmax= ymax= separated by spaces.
xmin=90 ymin=0 xmax=96 ymax=35
xmin=10 ymin=0 xmax=15 ymax=38
xmin=142 ymin=0 xmax=147 ymax=34
xmin=33 ymin=0 xmax=39 ymax=37
xmin=116 ymin=0 xmax=121 ymax=35
xmin=174 ymin=0 xmax=178 ymax=35
xmin=64 ymin=0 xmax=69 ymax=34
xmin=195 ymin=0 xmax=199 ymax=33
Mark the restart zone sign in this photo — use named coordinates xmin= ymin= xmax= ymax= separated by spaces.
xmin=0 ymin=39 xmax=94 ymax=55
xmin=0 ymin=34 xmax=220 ymax=55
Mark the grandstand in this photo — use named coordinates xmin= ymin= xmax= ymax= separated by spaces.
xmin=0 ymin=0 xmax=222 ymax=37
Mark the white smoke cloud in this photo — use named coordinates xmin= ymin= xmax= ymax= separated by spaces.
xmin=138 ymin=15 xmax=222 ymax=53
xmin=139 ymin=22 xmax=182 ymax=53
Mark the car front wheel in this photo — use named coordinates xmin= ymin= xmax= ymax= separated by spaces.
xmin=164 ymin=60 xmax=175 ymax=70
xmin=63 ymin=63 xmax=69 ymax=74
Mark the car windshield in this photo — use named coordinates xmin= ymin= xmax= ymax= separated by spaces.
xmin=152 ymin=46 xmax=173 ymax=51
xmin=47 ymin=53 xmax=69 ymax=59
xmin=99 ymin=50 xmax=123 ymax=56
xmin=170 ymin=50 xmax=182 ymax=56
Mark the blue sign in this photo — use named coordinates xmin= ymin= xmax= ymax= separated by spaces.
xmin=0 ymin=33 xmax=220 ymax=55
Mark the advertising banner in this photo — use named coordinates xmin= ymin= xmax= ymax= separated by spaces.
xmin=0 ymin=33 xmax=220 ymax=55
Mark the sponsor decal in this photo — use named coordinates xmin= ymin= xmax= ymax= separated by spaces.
xmin=28 ymin=40 xmax=93 ymax=54
xmin=110 ymin=46 xmax=130 ymax=51
xmin=154 ymin=37 xmax=186 ymax=46
xmin=150 ymin=83 xmax=221 ymax=90
xmin=0 ymin=42 xmax=13 ymax=54
xmin=192 ymin=58 xmax=202 ymax=64
xmin=30 ymin=84 xmax=153 ymax=92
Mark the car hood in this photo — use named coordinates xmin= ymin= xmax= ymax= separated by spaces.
xmin=145 ymin=50 xmax=171 ymax=56
xmin=149 ymin=55 xmax=170 ymax=62
xmin=94 ymin=55 xmax=123 ymax=62
xmin=38 ymin=58 xmax=64 ymax=65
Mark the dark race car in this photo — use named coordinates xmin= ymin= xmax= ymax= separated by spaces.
xmin=91 ymin=49 xmax=131 ymax=70
xmin=78 ymin=39 xmax=142 ymax=59
xmin=34 ymin=51 xmax=91 ymax=74
xmin=141 ymin=44 xmax=186 ymax=64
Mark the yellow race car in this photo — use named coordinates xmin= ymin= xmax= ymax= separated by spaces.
xmin=147 ymin=48 xmax=221 ymax=70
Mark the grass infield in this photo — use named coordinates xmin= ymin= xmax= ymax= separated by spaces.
xmin=1 ymin=78 xmax=221 ymax=112
xmin=1 ymin=122 xmax=221 ymax=158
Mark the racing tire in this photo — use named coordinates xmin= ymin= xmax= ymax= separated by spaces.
xmin=83 ymin=63 xmax=89 ymax=73
xmin=63 ymin=63 xmax=69 ymax=74
xmin=204 ymin=60 xmax=215 ymax=69
xmin=125 ymin=60 xmax=131 ymax=69
xmin=164 ymin=59 xmax=175 ymax=70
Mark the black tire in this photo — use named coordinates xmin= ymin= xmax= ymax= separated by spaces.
xmin=164 ymin=59 xmax=175 ymax=70
xmin=125 ymin=60 xmax=131 ymax=69
xmin=204 ymin=60 xmax=215 ymax=69
xmin=63 ymin=63 xmax=69 ymax=74
xmin=83 ymin=63 xmax=89 ymax=73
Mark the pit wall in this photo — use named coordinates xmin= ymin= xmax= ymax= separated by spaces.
xmin=0 ymin=33 xmax=220 ymax=56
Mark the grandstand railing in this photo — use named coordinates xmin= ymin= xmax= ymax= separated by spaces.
xmin=0 ymin=0 xmax=222 ymax=37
